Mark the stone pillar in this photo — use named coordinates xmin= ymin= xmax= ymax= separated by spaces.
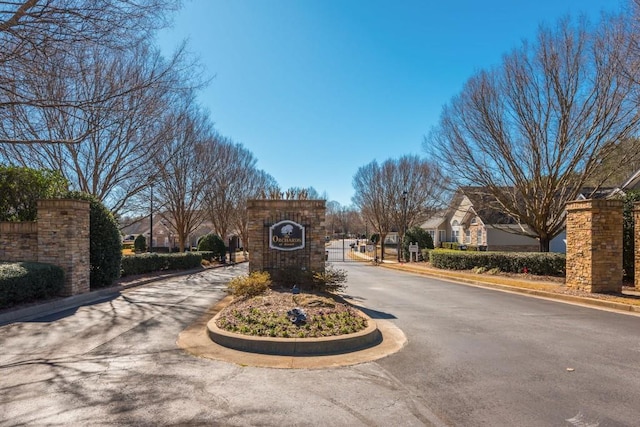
xmin=247 ymin=199 xmax=326 ymax=282
xmin=635 ymin=202 xmax=640 ymax=289
xmin=37 ymin=199 xmax=90 ymax=296
xmin=566 ymin=199 xmax=623 ymax=293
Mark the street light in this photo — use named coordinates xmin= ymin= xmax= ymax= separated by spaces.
xmin=148 ymin=180 xmax=154 ymax=253
xmin=401 ymin=190 xmax=408 ymax=262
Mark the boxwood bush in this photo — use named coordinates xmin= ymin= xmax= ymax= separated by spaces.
xmin=0 ymin=262 xmax=64 ymax=308
xmin=429 ymin=249 xmax=565 ymax=276
xmin=197 ymin=234 xmax=226 ymax=260
xmin=121 ymin=252 xmax=203 ymax=277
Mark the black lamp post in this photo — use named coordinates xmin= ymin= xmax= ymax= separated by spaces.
xmin=148 ymin=180 xmax=154 ymax=253
xmin=401 ymin=190 xmax=408 ymax=262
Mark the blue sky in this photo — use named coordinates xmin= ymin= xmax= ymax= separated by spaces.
xmin=156 ymin=0 xmax=623 ymax=207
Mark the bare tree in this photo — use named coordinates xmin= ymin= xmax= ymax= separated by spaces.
xmin=152 ymin=100 xmax=216 ymax=252
xmin=425 ymin=14 xmax=640 ymax=251
xmin=0 ymin=0 xmax=182 ymax=144
xmin=352 ymin=161 xmax=393 ymax=261
xmin=204 ymin=139 xmax=259 ymax=241
xmin=0 ymin=42 xmax=193 ymax=214
xmin=234 ymin=168 xmax=279 ymax=257
xmin=353 ymin=155 xmax=448 ymax=261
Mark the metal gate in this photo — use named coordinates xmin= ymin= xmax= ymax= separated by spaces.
xmin=325 ymin=238 xmax=376 ymax=263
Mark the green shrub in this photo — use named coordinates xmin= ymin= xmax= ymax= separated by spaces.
xmin=197 ymin=234 xmax=226 ymax=260
xmin=312 ymin=265 xmax=348 ymax=293
xmin=0 ymin=166 xmax=68 ymax=222
xmin=134 ymin=234 xmax=147 ymax=252
xmin=66 ymin=192 xmax=122 ymax=289
xmin=421 ymin=248 xmax=432 ymax=262
xmin=196 ymin=251 xmax=216 ymax=261
xmin=0 ymin=262 xmax=64 ymax=308
xmin=228 ymin=271 xmax=272 ymax=297
xmin=623 ymin=190 xmax=640 ymax=280
xmin=403 ymin=227 xmax=434 ymax=259
xmin=429 ymin=249 xmax=565 ymax=276
xmin=121 ymin=252 xmax=203 ymax=276
xmin=441 ymin=242 xmax=461 ymax=250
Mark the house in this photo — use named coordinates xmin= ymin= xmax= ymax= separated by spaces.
xmin=422 ymin=167 xmax=640 ymax=253
xmin=620 ymin=168 xmax=640 ymax=191
xmin=422 ymin=187 xmax=565 ymax=253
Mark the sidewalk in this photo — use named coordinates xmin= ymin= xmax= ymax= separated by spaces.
xmin=379 ymin=260 xmax=640 ymax=315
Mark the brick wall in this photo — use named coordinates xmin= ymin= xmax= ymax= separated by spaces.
xmin=0 ymin=222 xmax=38 ymax=261
xmin=566 ymin=199 xmax=623 ymax=293
xmin=247 ymin=199 xmax=326 ymax=281
xmin=0 ymin=199 xmax=90 ymax=297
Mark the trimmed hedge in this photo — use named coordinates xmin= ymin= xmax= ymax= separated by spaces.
xmin=121 ymin=252 xmax=203 ymax=277
xmin=0 ymin=262 xmax=64 ymax=308
xmin=429 ymin=249 xmax=565 ymax=276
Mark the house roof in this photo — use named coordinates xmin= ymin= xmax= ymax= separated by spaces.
xmin=458 ymin=187 xmax=519 ymax=226
xmin=421 ymin=211 xmax=447 ymax=229
xmin=621 ymin=168 xmax=640 ymax=191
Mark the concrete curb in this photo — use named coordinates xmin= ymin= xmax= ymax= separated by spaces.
xmin=0 ymin=261 xmax=246 ymax=326
xmin=381 ymin=263 xmax=640 ymax=315
xmin=207 ymin=308 xmax=382 ymax=356
xmin=177 ymin=296 xmax=407 ymax=369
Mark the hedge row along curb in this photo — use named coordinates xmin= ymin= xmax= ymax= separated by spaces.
xmin=429 ymin=249 xmax=566 ymax=276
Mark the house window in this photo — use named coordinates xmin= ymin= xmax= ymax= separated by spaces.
xmin=428 ymin=230 xmax=435 ymax=243
xmin=477 ymin=229 xmax=483 ymax=245
xmin=451 ymin=220 xmax=460 ymax=243
xmin=465 ymin=229 xmax=471 ymax=244
xmin=439 ymin=230 xmax=446 ymax=243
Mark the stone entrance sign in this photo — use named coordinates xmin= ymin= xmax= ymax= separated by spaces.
xmin=269 ymin=220 xmax=305 ymax=251
xmin=248 ymin=199 xmax=326 ymax=282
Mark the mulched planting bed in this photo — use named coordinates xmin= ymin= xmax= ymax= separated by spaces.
xmin=215 ymin=289 xmax=368 ymax=339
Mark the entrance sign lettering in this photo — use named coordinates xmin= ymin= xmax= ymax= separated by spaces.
xmin=270 ymin=220 xmax=305 ymax=251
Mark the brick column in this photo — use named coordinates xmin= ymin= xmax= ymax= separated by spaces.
xmin=566 ymin=199 xmax=623 ymax=293
xmin=635 ymin=202 xmax=640 ymax=289
xmin=37 ymin=199 xmax=90 ymax=296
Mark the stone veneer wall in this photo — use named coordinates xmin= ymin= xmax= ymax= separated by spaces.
xmin=247 ymin=199 xmax=326 ymax=279
xmin=566 ymin=199 xmax=623 ymax=293
xmin=0 ymin=222 xmax=38 ymax=261
xmin=0 ymin=199 xmax=90 ymax=296
xmin=635 ymin=202 xmax=640 ymax=289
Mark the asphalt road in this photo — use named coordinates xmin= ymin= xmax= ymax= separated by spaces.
xmin=1 ymin=262 xmax=640 ymax=426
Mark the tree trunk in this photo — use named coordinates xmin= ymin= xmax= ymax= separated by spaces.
xmin=539 ymin=236 xmax=550 ymax=252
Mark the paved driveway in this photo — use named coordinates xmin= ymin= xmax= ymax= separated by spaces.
xmin=2 ymin=263 xmax=640 ymax=426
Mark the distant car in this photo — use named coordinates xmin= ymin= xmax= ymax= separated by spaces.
xmin=349 ymin=243 xmax=356 ymax=248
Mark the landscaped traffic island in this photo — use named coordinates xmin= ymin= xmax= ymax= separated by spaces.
xmin=207 ymin=286 xmax=381 ymax=356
